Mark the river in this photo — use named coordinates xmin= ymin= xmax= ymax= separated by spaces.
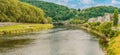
xmin=0 ymin=28 xmax=105 ymax=55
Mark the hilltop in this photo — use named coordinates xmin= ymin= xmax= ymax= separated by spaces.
xmin=20 ymin=0 xmax=120 ymax=21
xmin=77 ymin=6 xmax=120 ymax=20
xmin=20 ymin=0 xmax=77 ymax=22
xmin=0 ymin=0 xmax=49 ymax=23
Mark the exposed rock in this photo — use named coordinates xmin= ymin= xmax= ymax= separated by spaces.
xmin=88 ymin=13 xmax=113 ymax=23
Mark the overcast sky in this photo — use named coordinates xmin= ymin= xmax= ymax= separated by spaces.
xmin=41 ymin=0 xmax=120 ymax=9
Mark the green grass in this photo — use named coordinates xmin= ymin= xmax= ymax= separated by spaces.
xmin=0 ymin=24 xmax=53 ymax=35
xmin=107 ymin=35 xmax=120 ymax=55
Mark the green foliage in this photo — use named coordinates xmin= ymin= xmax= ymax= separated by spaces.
xmin=107 ymin=35 xmax=120 ymax=55
xmin=85 ymin=22 xmax=119 ymax=38
xmin=95 ymin=22 xmax=119 ymax=38
xmin=47 ymin=17 xmax=52 ymax=24
xmin=19 ymin=1 xmax=120 ymax=21
xmin=21 ymin=0 xmax=77 ymax=22
xmin=89 ymin=22 xmax=100 ymax=30
xmin=83 ymin=22 xmax=100 ymax=29
xmin=0 ymin=24 xmax=53 ymax=35
xmin=77 ymin=6 xmax=119 ymax=20
xmin=97 ymin=22 xmax=112 ymax=37
xmin=0 ymin=0 xmax=50 ymax=23
xmin=68 ymin=19 xmax=81 ymax=24
xmin=113 ymin=9 xmax=119 ymax=26
xmin=108 ymin=30 xmax=120 ymax=38
xmin=83 ymin=22 xmax=89 ymax=27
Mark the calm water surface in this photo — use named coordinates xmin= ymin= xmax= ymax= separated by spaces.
xmin=0 ymin=28 xmax=105 ymax=55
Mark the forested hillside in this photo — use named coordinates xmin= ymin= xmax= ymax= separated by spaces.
xmin=20 ymin=0 xmax=77 ymax=22
xmin=20 ymin=0 xmax=120 ymax=21
xmin=77 ymin=6 xmax=120 ymax=20
xmin=0 ymin=0 xmax=49 ymax=23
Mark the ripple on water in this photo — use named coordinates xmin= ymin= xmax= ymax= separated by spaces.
xmin=0 ymin=28 xmax=105 ymax=55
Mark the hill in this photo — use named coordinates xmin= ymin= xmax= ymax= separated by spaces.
xmin=20 ymin=0 xmax=77 ymax=22
xmin=0 ymin=0 xmax=48 ymax=23
xmin=20 ymin=0 xmax=120 ymax=21
xmin=77 ymin=6 xmax=119 ymax=20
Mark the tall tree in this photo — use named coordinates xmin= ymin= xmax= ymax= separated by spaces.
xmin=113 ymin=9 xmax=119 ymax=26
xmin=78 ymin=8 xmax=81 ymax=12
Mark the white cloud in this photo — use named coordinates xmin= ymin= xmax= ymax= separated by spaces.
xmin=112 ymin=0 xmax=120 ymax=4
xmin=81 ymin=0 xmax=94 ymax=4
xmin=64 ymin=0 xmax=69 ymax=3
xmin=70 ymin=4 xmax=77 ymax=8
xmin=56 ymin=0 xmax=69 ymax=6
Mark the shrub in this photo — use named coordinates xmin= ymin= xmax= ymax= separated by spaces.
xmin=97 ymin=22 xmax=112 ymax=37
xmin=69 ymin=19 xmax=81 ymax=24
xmin=83 ymin=22 xmax=89 ymax=27
xmin=108 ymin=30 xmax=120 ymax=38
xmin=87 ymin=22 xmax=100 ymax=30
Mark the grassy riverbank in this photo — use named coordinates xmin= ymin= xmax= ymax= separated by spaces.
xmin=0 ymin=24 xmax=53 ymax=35
xmin=79 ymin=22 xmax=120 ymax=55
xmin=67 ymin=24 xmax=120 ymax=55
xmin=107 ymin=35 xmax=120 ymax=55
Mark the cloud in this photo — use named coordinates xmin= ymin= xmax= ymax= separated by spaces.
xmin=43 ymin=0 xmax=120 ymax=9
xmin=112 ymin=0 xmax=120 ymax=4
xmin=64 ymin=0 xmax=69 ymax=3
xmin=81 ymin=0 xmax=94 ymax=4
xmin=56 ymin=0 xmax=67 ymax=5
xmin=69 ymin=4 xmax=77 ymax=8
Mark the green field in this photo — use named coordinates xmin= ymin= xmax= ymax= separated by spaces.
xmin=0 ymin=24 xmax=53 ymax=35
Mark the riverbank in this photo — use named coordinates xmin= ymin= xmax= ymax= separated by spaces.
xmin=70 ymin=24 xmax=120 ymax=55
xmin=0 ymin=24 xmax=53 ymax=35
xmin=67 ymin=24 xmax=109 ymax=55
xmin=68 ymin=24 xmax=109 ymax=40
xmin=0 ymin=22 xmax=20 ymax=27
xmin=80 ymin=25 xmax=108 ymax=55
xmin=107 ymin=35 xmax=120 ymax=55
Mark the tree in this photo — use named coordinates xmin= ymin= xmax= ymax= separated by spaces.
xmin=20 ymin=0 xmax=77 ymax=22
xmin=47 ymin=17 xmax=52 ymax=23
xmin=0 ymin=0 xmax=49 ymax=23
xmin=78 ymin=8 xmax=81 ymax=12
xmin=113 ymin=9 xmax=119 ymax=26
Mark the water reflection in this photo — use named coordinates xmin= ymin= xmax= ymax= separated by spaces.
xmin=0 ymin=28 xmax=105 ymax=55
xmin=0 ymin=39 xmax=33 ymax=53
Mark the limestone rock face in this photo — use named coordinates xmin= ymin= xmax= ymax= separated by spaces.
xmin=88 ymin=13 xmax=114 ymax=23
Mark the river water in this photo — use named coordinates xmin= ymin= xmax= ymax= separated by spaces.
xmin=0 ymin=28 xmax=105 ymax=55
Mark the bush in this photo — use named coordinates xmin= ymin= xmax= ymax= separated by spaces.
xmin=108 ymin=30 xmax=120 ymax=38
xmin=89 ymin=22 xmax=100 ymax=26
xmin=87 ymin=22 xmax=100 ymax=30
xmin=69 ymin=19 xmax=81 ymax=24
xmin=97 ymin=22 xmax=112 ymax=37
xmin=83 ymin=22 xmax=89 ymax=27
xmin=97 ymin=22 xmax=120 ymax=38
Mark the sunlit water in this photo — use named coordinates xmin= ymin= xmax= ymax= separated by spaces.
xmin=0 ymin=28 xmax=104 ymax=55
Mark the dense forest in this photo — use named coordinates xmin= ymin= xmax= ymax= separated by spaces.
xmin=21 ymin=0 xmax=120 ymax=21
xmin=77 ymin=6 xmax=120 ymax=20
xmin=0 ymin=0 xmax=51 ymax=23
xmin=1 ymin=0 xmax=120 ymax=23
xmin=20 ymin=0 xmax=77 ymax=22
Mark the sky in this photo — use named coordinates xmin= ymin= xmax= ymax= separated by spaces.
xmin=41 ymin=0 xmax=120 ymax=9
